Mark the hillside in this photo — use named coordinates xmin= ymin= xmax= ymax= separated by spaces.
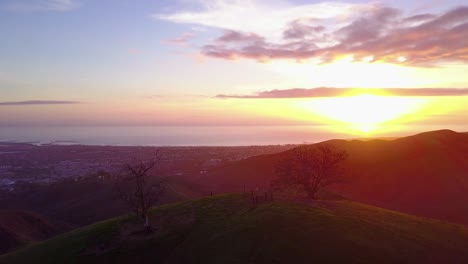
xmin=197 ymin=130 xmax=468 ymax=225
xmin=0 ymin=176 xmax=204 ymax=229
xmin=1 ymin=194 xmax=468 ymax=264
xmin=0 ymin=176 xmax=205 ymax=255
xmin=0 ymin=211 xmax=59 ymax=254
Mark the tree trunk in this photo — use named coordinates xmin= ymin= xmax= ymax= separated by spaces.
xmin=143 ymin=214 xmax=152 ymax=232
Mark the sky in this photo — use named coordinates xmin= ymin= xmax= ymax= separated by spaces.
xmin=1 ymin=0 xmax=467 ymax=137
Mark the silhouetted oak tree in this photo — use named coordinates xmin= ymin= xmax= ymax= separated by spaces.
xmin=273 ymin=145 xmax=347 ymax=199
xmin=115 ymin=152 xmax=164 ymax=231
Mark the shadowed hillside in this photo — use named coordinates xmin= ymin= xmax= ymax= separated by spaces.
xmin=0 ymin=176 xmax=206 ymax=255
xmin=1 ymin=194 xmax=468 ymax=264
xmin=0 ymin=211 xmax=59 ymax=254
xmin=198 ymin=130 xmax=468 ymax=225
xmin=0 ymin=176 xmax=204 ymax=230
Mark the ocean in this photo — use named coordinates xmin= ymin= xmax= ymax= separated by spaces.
xmin=0 ymin=125 xmax=462 ymax=146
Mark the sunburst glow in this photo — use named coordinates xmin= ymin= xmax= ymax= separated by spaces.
xmin=298 ymin=94 xmax=429 ymax=133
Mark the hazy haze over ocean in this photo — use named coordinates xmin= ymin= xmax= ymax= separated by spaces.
xmin=1 ymin=125 xmax=466 ymax=146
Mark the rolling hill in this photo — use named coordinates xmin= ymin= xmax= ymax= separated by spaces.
xmin=0 ymin=176 xmax=205 ymax=255
xmin=1 ymin=194 xmax=468 ymax=264
xmin=0 ymin=211 xmax=59 ymax=254
xmin=0 ymin=176 xmax=204 ymax=229
xmin=197 ymin=130 xmax=468 ymax=225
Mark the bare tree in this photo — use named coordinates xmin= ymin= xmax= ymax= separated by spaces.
xmin=115 ymin=152 xmax=164 ymax=231
xmin=272 ymin=145 xmax=347 ymax=199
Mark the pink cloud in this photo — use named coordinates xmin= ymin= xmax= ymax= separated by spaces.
xmin=0 ymin=100 xmax=81 ymax=106
xmin=200 ymin=6 xmax=468 ymax=66
xmin=216 ymin=30 xmax=264 ymax=43
xmin=162 ymin=32 xmax=195 ymax=46
xmin=283 ymin=20 xmax=325 ymax=39
xmin=216 ymin=88 xmax=468 ymax=99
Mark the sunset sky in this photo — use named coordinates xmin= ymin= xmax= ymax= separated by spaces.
xmin=1 ymin=0 xmax=468 ymax=138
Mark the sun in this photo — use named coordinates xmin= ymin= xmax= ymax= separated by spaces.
xmin=298 ymin=94 xmax=429 ymax=133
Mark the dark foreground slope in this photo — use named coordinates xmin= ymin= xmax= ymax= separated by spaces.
xmin=2 ymin=194 xmax=468 ymax=264
xmin=0 ymin=176 xmax=204 ymax=229
xmin=0 ymin=176 xmax=204 ymax=255
xmin=200 ymin=130 xmax=468 ymax=225
xmin=0 ymin=211 xmax=59 ymax=254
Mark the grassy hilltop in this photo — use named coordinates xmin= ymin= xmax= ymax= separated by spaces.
xmin=200 ymin=130 xmax=468 ymax=225
xmin=2 ymin=194 xmax=468 ymax=264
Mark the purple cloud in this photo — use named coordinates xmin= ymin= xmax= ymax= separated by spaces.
xmin=283 ymin=20 xmax=325 ymax=39
xmin=203 ymin=30 xmax=319 ymax=61
xmin=216 ymin=30 xmax=264 ymax=43
xmin=201 ymin=6 xmax=468 ymax=66
xmin=403 ymin=14 xmax=437 ymax=23
xmin=216 ymin=88 xmax=468 ymax=99
xmin=0 ymin=100 xmax=81 ymax=106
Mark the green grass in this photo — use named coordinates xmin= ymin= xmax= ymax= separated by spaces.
xmin=2 ymin=194 xmax=468 ymax=264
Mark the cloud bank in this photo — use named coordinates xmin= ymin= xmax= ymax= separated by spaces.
xmin=216 ymin=88 xmax=468 ymax=99
xmin=158 ymin=1 xmax=468 ymax=65
xmin=0 ymin=100 xmax=81 ymax=106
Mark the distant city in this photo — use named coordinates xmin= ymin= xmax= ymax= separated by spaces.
xmin=0 ymin=142 xmax=297 ymax=191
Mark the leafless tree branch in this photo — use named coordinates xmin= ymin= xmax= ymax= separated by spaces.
xmin=114 ymin=151 xmax=165 ymax=230
xmin=272 ymin=145 xmax=347 ymax=199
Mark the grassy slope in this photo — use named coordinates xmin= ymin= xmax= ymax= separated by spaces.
xmin=0 ymin=176 xmax=204 ymax=229
xmin=200 ymin=130 xmax=468 ymax=225
xmin=2 ymin=194 xmax=468 ymax=264
xmin=0 ymin=211 xmax=59 ymax=254
xmin=0 ymin=176 xmax=205 ymax=256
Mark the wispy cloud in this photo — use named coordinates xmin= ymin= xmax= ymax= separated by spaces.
xmin=0 ymin=100 xmax=81 ymax=106
xmin=143 ymin=94 xmax=165 ymax=99
xmin=158 ymin=1 xmax=468 ymax=66
xmin=156 ymin=1 xmax=366 ymax=39
xmin=216 ymin=88 xmax=468 ymax=99
xmin=3 ymin=0 xmax=78 ymax=12
xmin=162 ymin=32 xmax=196 ymax=46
